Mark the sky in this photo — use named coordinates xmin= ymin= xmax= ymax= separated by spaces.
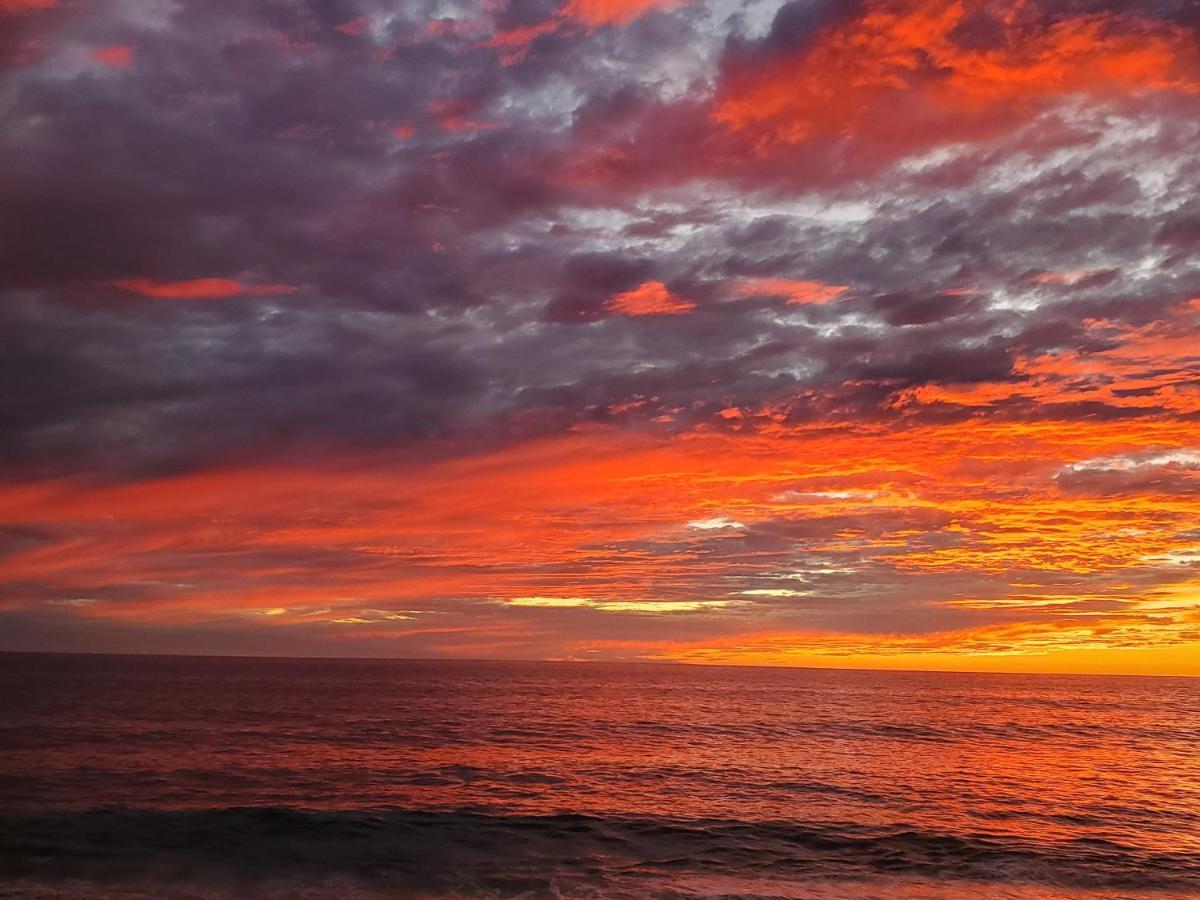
xmin=1 ymin=0 xmax=1199 ymax=675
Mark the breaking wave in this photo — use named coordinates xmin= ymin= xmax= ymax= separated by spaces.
xmin=3 ymin=807 xmax=1198 ymax=898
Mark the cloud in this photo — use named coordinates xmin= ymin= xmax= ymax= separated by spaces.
xmin=733 ymin=278 xmax=847 ymax=305
xmin=713 ymin=0 xmax=1200 ymax=154
xmin=560 ymin=0 xmax=682 ymax=27
xmin=687 ymin=517 xmax=746 ymax=530
xmin=110 ymin=278 xmax=298 ymax=299
xmin=605 ymin=280 xmax=695 ymax=316
xmin=91 ymin=45 xmax=134 ymax=68
xmin=484 ymin=20 xmax=561 ymax=65
xmin=504 ymin=596 xmax=729 ymax=612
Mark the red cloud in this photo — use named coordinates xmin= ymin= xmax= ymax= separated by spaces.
xmin=606 ymin=281 xmax=695 ymax=316
xmin=554 ymin=0 xmax=1200 ymax=197
xmin=111 ymin=278 xmax=297 ymax=299
xmin=91 ymin=45 xmax=134 ymax=69
xmin=734 ymin=278 xmax=847 ymax=305
xmin=714 ymin=0 xmax=1200 ymax=154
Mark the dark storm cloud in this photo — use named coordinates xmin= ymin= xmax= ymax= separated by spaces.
xmin=870 ymin=292 xmax=983 ymax=327
xmin=542 ymin=252 xmax=657 ymax=322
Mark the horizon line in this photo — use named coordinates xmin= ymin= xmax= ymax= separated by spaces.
xmin=2 ymin=648 xmax=1195 ymax=680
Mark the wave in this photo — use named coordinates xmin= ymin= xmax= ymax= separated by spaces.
xmin=2 ymin=807 xmax=1197 ymax=897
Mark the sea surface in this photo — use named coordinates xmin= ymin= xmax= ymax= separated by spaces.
xmin=1 ymin=653 xmax=1198 ymax=898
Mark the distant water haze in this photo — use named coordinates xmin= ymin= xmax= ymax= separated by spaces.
xmin=2 ymin=653 xmax=1198 ymax=897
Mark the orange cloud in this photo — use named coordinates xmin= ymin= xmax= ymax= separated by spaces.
xmin=5 ymin=300 xmax=1198 ymax=672
xmin=606 ymin=281 xmax=695 ymax=316
xmin=110 ymin=278 xmax=297 ymax=299
xmin=734 ymin=278 xmax=848 ymax=305
xmin=714 ymin=0 xmax=1199 ymax=153
xmin=91 ymin=45 xmax=134 ymax=69
xmin=893 ymin=303 xmax=1200 ymax=417
xmin=560 ymin=0 xmax=680 ymax=26
xmin=3 ymin=400 xmax=1198 ymax=671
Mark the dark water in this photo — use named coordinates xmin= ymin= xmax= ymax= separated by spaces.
xmin=1 ymin=653 xmax=1198 ymax=898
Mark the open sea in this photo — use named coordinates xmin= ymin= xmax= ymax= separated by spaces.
xmin=1 ymin=653 xmax=1198 ymax=898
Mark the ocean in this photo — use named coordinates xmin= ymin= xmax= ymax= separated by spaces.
xmin=1 ymin=653 xmax=1198 ymax=898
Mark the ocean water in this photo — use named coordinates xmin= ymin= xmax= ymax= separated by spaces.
xmin=1 ymin=654 xmax=1198 ymax=898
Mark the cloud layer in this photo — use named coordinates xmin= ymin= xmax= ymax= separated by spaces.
xmin=1 ymin=0 xmax=1198 ymax=672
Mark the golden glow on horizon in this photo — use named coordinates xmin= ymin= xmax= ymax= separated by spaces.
xmin=3 ymin=393 xmax=1198 ymax=674
xmin=507 ymin=596 xmax=733 ymax=612
xmin=656 ymin=641 xmax=1200 ymax=678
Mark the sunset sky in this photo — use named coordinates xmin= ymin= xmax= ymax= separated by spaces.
xmin=2 ymin=0 xmax=1199 ymax=675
